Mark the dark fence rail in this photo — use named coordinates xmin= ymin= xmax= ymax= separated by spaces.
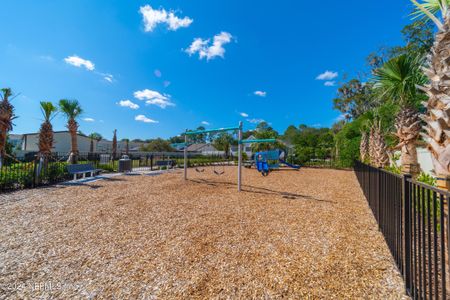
xmin=354 ymin=160 xmax=450 ymax=299
xmin=0 ymin=151 xmax=233 ymax=193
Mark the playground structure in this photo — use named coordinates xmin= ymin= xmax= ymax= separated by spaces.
xmin=183 ymin=122 xmax=277 ymax=191
xmin=254 ymin=149 xmax=300 ymax=175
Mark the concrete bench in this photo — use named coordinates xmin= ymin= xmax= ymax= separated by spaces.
xmin=67 ymin=163 xmax=102 ymax=180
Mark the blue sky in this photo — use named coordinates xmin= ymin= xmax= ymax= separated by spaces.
xmin=1 ymin=0 xmax=413 ymax=140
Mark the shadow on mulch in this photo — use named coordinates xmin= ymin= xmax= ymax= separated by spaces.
xmin=189 ymin=179 xmax=334 ymax=203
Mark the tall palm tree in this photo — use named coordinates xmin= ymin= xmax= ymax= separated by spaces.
xmin=123 ymin=138 xmax=130 ymax=155
xmin=360 ymin=131 xmax=369 ymax=162
xmin=59 ymin=99 xmax=83 ymax=163
xmin=0 ymin=88 xmax=16 ymax=165
xmin=369 ymin=121 xmax=390 ymax=168
xmin=38 ymin=101 xmax=57 ymax=158
xmin=374 ymin=54 xmax=427 ymax=176
xmin=88 ymin=133 xmax=102 ymax=153
xmin=112 ymin=129 xmax=117 ymax=159
xmin=412 ymin=0 xmax=450 ymax=180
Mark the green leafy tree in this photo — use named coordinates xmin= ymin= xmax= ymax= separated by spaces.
xmin=141 ymin=139 xmax=174 ymax=152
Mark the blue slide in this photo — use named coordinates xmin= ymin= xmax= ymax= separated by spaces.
xmin=279 ymin=159 xmax=300 ymax=169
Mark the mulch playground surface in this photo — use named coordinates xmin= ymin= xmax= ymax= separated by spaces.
xmin=0 ymin=167 xmax=407 ymax=299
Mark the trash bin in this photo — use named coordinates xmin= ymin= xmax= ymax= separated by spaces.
xmin=118 ymin=155 xmax=132 ymax=173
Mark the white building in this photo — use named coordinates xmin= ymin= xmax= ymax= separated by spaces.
xmin=186 ymin=143 xmax=225 ymax=156
xmin=230 ymin=135 xmax=256 ymax=158
xmin=21 ymin=131 xmax=94 ymax=153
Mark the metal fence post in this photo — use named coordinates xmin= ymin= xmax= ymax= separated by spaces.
xmin=403 ymin=174 xmax=412 ymax=293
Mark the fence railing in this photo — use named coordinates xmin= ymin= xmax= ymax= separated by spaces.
xmin=0 ymin=151 xmax=233 ymax=193
xmin=354 ymin=160 xmax=450 ymax=299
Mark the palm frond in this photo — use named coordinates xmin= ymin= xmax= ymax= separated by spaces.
xmin=373 ymin=54 xmax=427 ymax=107
xmin=411 ymin=0 xmax=448 ymax=28
xmin=59 ymin=99 xmax=83 ymax=119
xmin=40 ymin=101 xmax=57 ymax=122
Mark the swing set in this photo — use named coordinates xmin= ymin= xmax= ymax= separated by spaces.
xmin=183 ymin=122 xmax=276 ymax=192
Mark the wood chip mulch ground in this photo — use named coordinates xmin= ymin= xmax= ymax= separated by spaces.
xmin=0 ymin=167 xmax=408 ymax=299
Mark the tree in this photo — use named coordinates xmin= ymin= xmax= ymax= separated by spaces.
xmin=360 ymin=131 xmax=369 ymax=162
xmin=124 ymin=138 xmax=130 ymax=155
xmin=213 ymin=133 xmax=234 ymax=157
xmin=140 ymin=139 xmax=174 ymax=152
xmin=38 ymin=101 xmax=57 ymax=158
xmin=88 ymin=132 xmax=102 ymax=153
xmin=333 ymin=79 xmax=376 ymax=120
xmin=0 ymin=88 xmax=16 ymax=165
xmin=374 ymin=54 xmax=427 ymax=176
xmin=369 ymin=121 xmax=390 ymax=168
xmin=59 ymin=99 xmax=83 ymax=163
xmin=411 ymin=0 xmax=450 ymax=179
xmin=112 ymin=129 xmax=117 ymax=158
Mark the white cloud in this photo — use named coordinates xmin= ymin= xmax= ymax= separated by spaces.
xmin=118 ymin=100 xmax=139 ymax=110
xmin=316 ymin=70 xmax=338 ymax=81
xmin=201 ymin=121 xmax=210 ymax=125
xmin=154 ymin=69 xmax=162 ymax=77
xmin=103 ymin=73 xmax=114 ymax=83
xmin=140 ymin=5 xmax=193 ymax=32
xmin=83 ymin=117 xmax=95 ymax=122
xmin=134 ymin=89 xmax=175 ymax=108
xmin=324 ymin=81 xmax=336 ymax=87
xmin=254 ymin=90 xmax=266 ymax=97
xmin=240 ymin=112 xmax=249 ymax=118
xmin=247 ymin=118 xmax=265 ymax=124
xmin=186 ymin=32 xmax=233 ymax=60
xmin=135 ymin=114 xmax=159 ymax=123
xmin=64 ymin=55 xmax=95 ymax=71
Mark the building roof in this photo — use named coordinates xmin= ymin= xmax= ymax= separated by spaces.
xmin=186 ymin=143 xmax=218 ymax=152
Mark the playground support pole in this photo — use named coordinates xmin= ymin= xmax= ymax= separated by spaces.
xmin=184 ymin=131 xmax=187 ymax=180
xmin=238 ymin=121 xmax=242 ymax=192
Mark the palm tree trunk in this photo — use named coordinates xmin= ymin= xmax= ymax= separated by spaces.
xmin=395 ymin=107 xmax=421 ymax=177
xmin=68 ymin=118 xmax=79 ymax=164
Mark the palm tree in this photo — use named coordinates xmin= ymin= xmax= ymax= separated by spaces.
xmin=88 ymin=133 xmax=102 ymax=153
xmin=59 ymin=99 xmax=83 ymax=163
xmin=0 ymin=88 xmax=16 ymax=165
xmin=123 ymin=138 xmax=130 ymax=155
xmin=112 ymin=129 xmax=117 ymax=159
xmin=374 ymin=54 xmax=427 ymax=176
xmin=369 ymin=121 xmax=390 ymax=168
xmin=360 ymin=131 xmax=369 ymax=162
xmin=412 ymin=0 xmax=450 ymax=182
xmin=38 ymin=101 xmax=57 ymax=158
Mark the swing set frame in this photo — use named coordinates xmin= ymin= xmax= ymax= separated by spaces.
xmin=183 ymin=121 xmax=276 ymax=192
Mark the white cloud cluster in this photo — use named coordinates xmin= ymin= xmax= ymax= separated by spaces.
xmin=133 ymin=89 xmax=175 ymax=109
xmin=64 ymin=55 xmax=95 ymax=71
xmin=140 ymin=5 xmax=193 ymax=32
xmin=201 ymin=121 xmax=210 ymax=125
xmin=240 ymin=112 xmax=249 ymax=118
xmin=247 ymin=118 xmax=265 ymax=124
xmin=186 ymin=32 xmax=233 ymax=60
xmin=83 ymin=117 xmax=95 ymax=122
xmin=254 ymin=90 xmax=266 ymax=97
xmin=135 ymin=114 xmax=159 ymax=123
xmin=118 ymin=100 xmax=139 ymax=110
xmin=316 ymin=70 xmax=338 ymax=80
xmin=316 ymin=70 xmax=338 ymax=87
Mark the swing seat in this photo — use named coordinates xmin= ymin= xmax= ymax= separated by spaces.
xmin=195 ymin=167 xmax=205 ymax=173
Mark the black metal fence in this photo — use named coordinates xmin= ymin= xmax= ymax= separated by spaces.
xmin=0 ymin=151 xmax=232 ymax=193
xmin=354 ymin=160 xmax=450 ymax=299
